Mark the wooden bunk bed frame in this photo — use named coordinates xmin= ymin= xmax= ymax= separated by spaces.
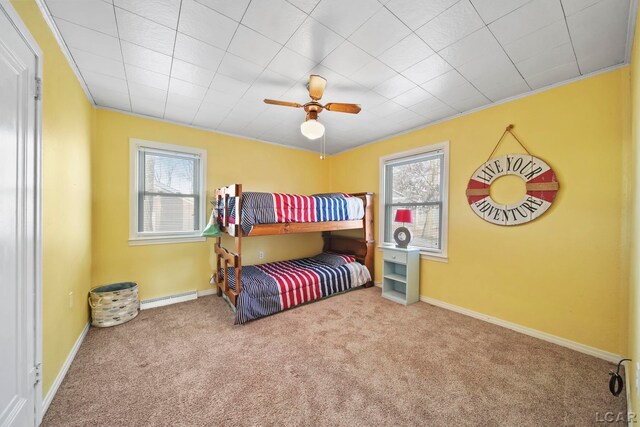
xmin=212 ymin=184 xmax=375 ymax=306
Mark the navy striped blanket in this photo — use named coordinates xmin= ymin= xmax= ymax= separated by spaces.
xmin=224 ymin=253 xmax=371 ymax=324
xmin=217 ymin=192 xmax=364 ymax=234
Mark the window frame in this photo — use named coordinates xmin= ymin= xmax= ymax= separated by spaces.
xmin=129 ymin=138 xmax=207 ymax=246
xmin=379 ymin=141 xmax=449 ymax=261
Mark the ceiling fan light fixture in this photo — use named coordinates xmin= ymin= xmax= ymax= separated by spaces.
xmin=300 ymin=119 xmax=325 ymax=140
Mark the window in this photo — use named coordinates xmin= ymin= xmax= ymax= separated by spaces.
xmin=380 ymin=142 xmax=449 ymax=259
xmin=129 ymin=139 xmax=207 ymax=245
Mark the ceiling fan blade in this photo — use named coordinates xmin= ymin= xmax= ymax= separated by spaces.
xmin=263 ymin=99 xmax=302 ymax=108
xmin=324 ymin=103 xmax=361 ymax=114
xmin=308 ymin=75 xmax=327 ymax=101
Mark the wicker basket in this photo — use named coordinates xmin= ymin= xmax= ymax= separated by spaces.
xmin=89 ymin=282 xmax=139 ymax=327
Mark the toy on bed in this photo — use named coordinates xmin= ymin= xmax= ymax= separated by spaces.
xmin=208 ymin=184 xmax=374 ymax=323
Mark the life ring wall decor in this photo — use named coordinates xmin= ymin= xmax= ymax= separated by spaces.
xmin=466 ymin=125 xmax=559 ymax=226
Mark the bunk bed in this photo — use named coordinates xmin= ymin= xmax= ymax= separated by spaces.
xmin=212 ymin=184 xmax=374 ymax=324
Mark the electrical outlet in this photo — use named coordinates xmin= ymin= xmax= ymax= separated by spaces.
xmin=258 ymin=250 xmax=264 ymax=260
xmin=68 ymin=291 xmax=74 ymax=309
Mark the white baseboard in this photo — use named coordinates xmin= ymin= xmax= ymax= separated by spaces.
xmin=140 ymin=291 xmax=198 ymax=309
xmin=140 ymin=288 xmax=218 ymax=310
xmin=419 ymin=296 xmax=623 ymax=363
xmin=42 ymin=322 xmax=89 ymax=417
xmin=197 ymin=288 xmax=216 ymax=297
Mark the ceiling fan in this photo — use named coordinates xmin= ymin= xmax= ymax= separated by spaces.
xmin=264 ymin=75 xmax=361 ymax=140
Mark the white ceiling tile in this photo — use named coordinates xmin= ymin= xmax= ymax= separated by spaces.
xmin=349 ymin=59 xmax=396 ymax=89
xmin=348 ymin=8 xmax=411 ymax=57
xmin=242 ymin=0 xmax=307 ymax=44
xmin=415 ymin=0 xmax=484 ymax=51
xmin=310 ymin=0 xmax=382 ymax=37
xmin=228 ymin=25 xmax=283 ymax=67
xmin=489 ymin=0 xmax=564 ymax=43
xmin=321 ymin=41 xmax=373 ymax=76
xmin=378 ymin=34 xmax=434 ymax=72
xmin=46 ymin=0 xmax=117 ymax=36
xmin=286 ymin=18 xmax=344 ymax=62
xmin=386 ymin=107 xmax=424 ymax=124
xmin=193 ymin=105 xmax=228 ymax=129
xmin=421 ymin=69 xmax=486 ymax=110
xmin=242 ymin=70 xmax=296 ymax=102
xmin=451 ymin=92 xmax=490 ymax=111
xmin=168 ymin=78 xmax=207 ymax=100
xmin=456 ymin=50 xmax=524 ymax=91
xmin=130 ymin=94 xmax=166 ymax=117
xmin=178 ymin=0 xmax=238 ymax=49
xmin=121 ymin=41 xmax=172 ymax=75
xmin=422 ymin=104 xmax=458 ymax=122
xmin=353 ymin=89 xmax=389 ymax=110
xmin=164 ymin=92 xmax=201 ymax=122
xmin=469 ymin=0 xmax=530 ymax=23
xmin=47 ymin=0 xmax=634 ymax=152
xmin=269 ymin=48 xmax=317 ymax=80
xmin=480 ymin=77 xmax=529 ymax=101
xmin=210 ymin=73 xmax=251 ymax=95
xmin=385 ymin=0 xmax=459 ymax=31
xmin=286 ymin=0 xmax=321 ymax=14
xmin=54 ymin=19 xmax=122 ymax=60
xmin=392 ymin=86 xmax=432 ymax=107
xmin=203 ymin=88 xmax=243 ymax=108
xmin=524 ymin=61 xmax=580 ymax=89
xmin=114 ymin=0 xmax=181 ymax=29
xmin=115 ymin=8 xmax=176 ymax=55
xmin=217 ymin=54 xmax=265 ymax=83
xmin=128 ymin=82 xmax=167 ymax=104
xmin=70 ymin=48 xmax=125 ymax=79
xmin=374 ymin=74 xmax=415 ymax=98
xmin=515 ymin=42 xmax=576 ymax=79
xmin=194 ymin=0 xmax=250 ymax=21
xmin=281 ymin=78 xmax=313 ymax=101
xmin=402 ymin=54 xmax=452 ymax=85
xmin=561 ymin=0 xmax=600 ymax=16
xmin=439 ymin=27 xmax=502 ymax=68
xmin=409 ymin=96 xmax=454 ymax=117
xmin=371 ymin=100 xmax=404 ymax=117
xmin=125 ymin=64 xmax=170 ymax=90
xmin=501 ymin=20 xmax=570 ymax=64
xmin=173 ymin=33 xmax=225 ymax=71
xmin=89 ymin=84 xmax=131 ymax=110
xmin=567 ymin=0 xmax=630 ymax=73
xmin=171 ymin=59 xmax=215 ymax=87
xmin=83 ymin=70 xmax=129 ymax=93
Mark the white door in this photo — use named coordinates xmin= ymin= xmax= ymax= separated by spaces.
xmin=0 ymin=5 xmax=39 ymax=427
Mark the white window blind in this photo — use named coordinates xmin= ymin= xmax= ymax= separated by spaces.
xmin=381 ymin=142 xmax=449 ymax=257
xmin=129 ymin=139 xmax=206 ymax=244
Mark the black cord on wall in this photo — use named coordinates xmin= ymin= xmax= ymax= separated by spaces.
xmin=609 ymin=359 xmax=631 ymax=396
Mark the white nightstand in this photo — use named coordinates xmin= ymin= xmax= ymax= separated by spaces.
xmin=381 ymin=246 xmax=420 ymax=305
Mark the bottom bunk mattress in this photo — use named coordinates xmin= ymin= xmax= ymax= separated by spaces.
xmin=224 ymin=253 xmax=371 ymax=324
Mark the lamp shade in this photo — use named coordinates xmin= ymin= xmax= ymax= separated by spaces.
xmin=300 ymin=119 xmax=325 ymax=140
xmin=394 ymin=209 xmax=412 ymax=223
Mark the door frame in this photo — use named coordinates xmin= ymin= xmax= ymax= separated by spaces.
xmin=0 ymin=1 xmax=43 ymax=425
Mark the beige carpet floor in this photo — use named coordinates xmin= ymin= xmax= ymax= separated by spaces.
xmin=43 ymin=288 xmax=626 ymax=426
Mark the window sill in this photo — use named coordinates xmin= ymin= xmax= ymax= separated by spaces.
xmin=128 ymin=236 xmax=206 ymax=246
xmin=420 ymin=252 xmax=448 ymax=263
xmin=377 ymin=244 xmax=448 ymax=263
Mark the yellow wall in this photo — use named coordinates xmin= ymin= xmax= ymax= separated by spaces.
xmin=331 ymin=68 xmax=630 ymax=355
xmin=11 ymin=0 xmax=95 ymax=396
xmin=629 ymin=5 xmax=640 ymax=416
xmin=91 ymin=110 xmax=330 ymax=301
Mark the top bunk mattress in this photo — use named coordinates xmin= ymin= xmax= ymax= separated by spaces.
xmin=217 ymin=192 xmax=364 ymax=234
